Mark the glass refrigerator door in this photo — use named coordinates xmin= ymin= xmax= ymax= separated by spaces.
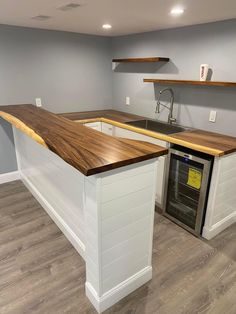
xmin=166 ymin=154 xmax=204 ymax=230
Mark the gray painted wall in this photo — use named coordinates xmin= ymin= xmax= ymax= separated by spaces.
xmin=111 ymin=19 xmax=236 ymax=137
xmin=0 ymin=25 xmax=112 ymax=174
xmin=1 ymin=19 xmax=236 ymax=175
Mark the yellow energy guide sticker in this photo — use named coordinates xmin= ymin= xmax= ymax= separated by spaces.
xmin=187 ymin=168 xmax=202 ymax=190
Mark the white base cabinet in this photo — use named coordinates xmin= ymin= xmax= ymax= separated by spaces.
xmin=84 ymin=121 xmax=236 ymax=240
xmin=101 ymin=122 xmax=114 ymax=135
xmin=84 ymin=121 xmax=102 ymax=131
xmin=114 ymin=126 xmax=167 ymax=148
xmin=85 ymin=121 xmax=113 ymax=136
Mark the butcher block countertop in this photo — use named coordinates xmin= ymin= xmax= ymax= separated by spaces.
xmin=60 ymin=110 xmax=145 ymax=123
xmin=0 ymin=105 xmax=168 ymax=176
xmin=60 ymin=110 xmax=236 ymax=157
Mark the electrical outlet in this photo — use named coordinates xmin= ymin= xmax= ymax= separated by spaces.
xmin=35 ymin=98 xmax=42 ymax=107
xmin=209 ymin=110 xmax=217 ymax=123
xmin=126 ymin=97 xmax=130 ymax=106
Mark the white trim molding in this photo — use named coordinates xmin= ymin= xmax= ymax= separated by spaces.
xmin=85 ymin=267 xmax=152 ymax=313
xmin=0 ymin=171 xmax=20 ymax=184
xmin=202 ymin=211 xmax=236 ymax=240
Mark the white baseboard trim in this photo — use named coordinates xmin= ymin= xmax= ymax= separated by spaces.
xmin=0 ymin=171 xmax=20 ymax=184
xmin=86 ymin=266 xmax=152 ymax=313
xmin=20 ymin=172 xmax=86 ymax=260
xmin=202 ymin=212 xmax=236 ymax=240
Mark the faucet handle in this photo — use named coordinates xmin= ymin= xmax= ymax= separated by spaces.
xmin=155 ymin=101 xmax=160 ymax=113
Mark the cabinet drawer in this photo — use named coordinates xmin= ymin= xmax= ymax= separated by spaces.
xmin=84 ymin=122 xmax=102 ymax=131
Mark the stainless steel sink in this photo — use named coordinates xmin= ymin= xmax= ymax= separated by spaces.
xmin=126 ymin=119 xmax=188 ymax=134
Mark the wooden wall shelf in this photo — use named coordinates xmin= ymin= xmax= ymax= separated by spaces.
xmin=143 ymin=79 xmax=236 ymax=87
xmin=112 ymin=57 xmax=169 ymax=63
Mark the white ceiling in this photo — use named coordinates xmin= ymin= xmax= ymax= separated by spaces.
xmin=0 ymin=0 xmax=236 ymax=36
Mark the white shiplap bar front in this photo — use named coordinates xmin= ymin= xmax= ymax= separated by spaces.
xmin=202 ymin=153 xmax=236 ymax=239
xmin=13 ymin=127 xmax=158 ymax=313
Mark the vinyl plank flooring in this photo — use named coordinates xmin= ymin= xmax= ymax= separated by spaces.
xmin=0 ymin=180 xmax=235 ymax=314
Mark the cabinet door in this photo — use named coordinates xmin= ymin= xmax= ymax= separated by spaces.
xmin=101 ymin=122 xmax=114 ymax=135
xmin=114 ymin=126 xmax=168 ymax=148
xmin=84 ymin=122 xmax=102 ymax=131
xmin=114 ymin=126 xmax=168 ymax=207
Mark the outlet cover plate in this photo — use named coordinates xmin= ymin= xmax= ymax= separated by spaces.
xmin=209 ymin=110 xmax=217 ymax=123
xmin=35 ymin=98 xmax=42 ymax=107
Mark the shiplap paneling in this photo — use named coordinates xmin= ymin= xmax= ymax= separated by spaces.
xmin=85 ymin=159 xmax=157 ymax=312
xmin=114 ymin=126 xmax=168 ymax=207
xmin=203 ymin=154 xmax=236 ymax=239
xmin=13 ymin=126 xmax=159 ymax=313
xmin=13 ymin=127 xmax=86 ymax=257
xmin=85 ymin=123 xmax=167 ymax=207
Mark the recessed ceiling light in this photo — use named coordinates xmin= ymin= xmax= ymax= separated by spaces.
xmin=170 ymin=8 xmax=184 ymax=15
xmin=32 ymin=15 xmax=51 ymax=21
xmin=102 ymin=24 xmax=112 ymax=30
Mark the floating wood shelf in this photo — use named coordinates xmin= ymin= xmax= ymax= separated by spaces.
xmin=112 ymin=57 xmax=169 ymax=63
xmin=143 ymin=79 xmax=236 ymax=87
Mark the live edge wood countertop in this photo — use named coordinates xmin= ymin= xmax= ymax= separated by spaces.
xmin=60 ymin=109 xmax=236 ymax=157
xmin=0 ymin=105 xmax=168 ymax=176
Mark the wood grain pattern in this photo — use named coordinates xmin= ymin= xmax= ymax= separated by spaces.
xmin=60 ymin=110 xmax=236 ymax=157
xmin=112 ymin=57 xmax=169 ymax=63
xmin=0 ymin=111 xmax=47 ymax=147
xmin=170 ymin=129 xmax=236 ymax=157
xmin=143 ymin=78 xmax=236 ymax=87
xmin=0 ymin=105 xmax=167 ymax=176
xmin=59 ymin=109 xmax=145 ymax=123
xmin=1 ymin=180 xmax=235 ymax=314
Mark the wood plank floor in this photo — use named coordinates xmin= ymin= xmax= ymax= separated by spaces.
xmin=0 ymin=181 xmax=235 ymax=314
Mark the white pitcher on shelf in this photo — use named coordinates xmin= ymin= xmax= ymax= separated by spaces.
xmin=200 ymin=64 xmax=209 ymax=81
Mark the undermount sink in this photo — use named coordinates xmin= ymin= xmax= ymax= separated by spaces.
xmin=125 ymin=119 xmax=188 ymax=135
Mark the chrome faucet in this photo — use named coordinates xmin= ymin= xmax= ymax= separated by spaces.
xmin=155 ymin=88 xmax=176 ymax=124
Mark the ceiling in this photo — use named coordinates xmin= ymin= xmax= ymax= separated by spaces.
xmin=0 ymin=0 xmax=236 ymax=36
